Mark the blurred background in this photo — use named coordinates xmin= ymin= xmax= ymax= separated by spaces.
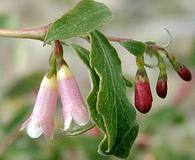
xmin=0 ymin=0 xmax=195 ymax=159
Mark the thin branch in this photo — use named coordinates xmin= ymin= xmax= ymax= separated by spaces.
xmin=0 ymin=24 xmax=164 ymax=57
xmin=0 ymin=24 xmax=51 ymax=41
xmin=0 ymin=24 xmax=133 ymax=43
xmin=107 ymin=36 xmax=130 ymax=42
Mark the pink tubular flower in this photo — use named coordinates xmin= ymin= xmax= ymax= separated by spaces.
xmin=20 ymin=75 xmax=58 ymax=139
xmin=57 ymin=65 xmax=89 ymax=131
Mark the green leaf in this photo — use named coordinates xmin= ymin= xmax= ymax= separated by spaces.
xmin=90 ymin=30 xmax=138 ymax=158
xmin=72 ymin=44 xmax=136 ymax=158
xmin=71 ymin=44 xmax=105 ymax=132
xmin=71 ymin=44 xmax=91 ymax=68
xmin=72 ymin=43 xmax=132 ymax=89
xmin=120 ymin=40 xmax=146 ymax=56
xmin=123 ymin=77 xmax=133 ymax=88
xmin=72 ymin=44 xmax=132 ymax=127
xmin=44 ymin=0 xmax=112 ymax=43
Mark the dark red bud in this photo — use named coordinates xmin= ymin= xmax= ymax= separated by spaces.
xmin=177 ymin=65 xmax=192 ymax=81
xmin=135 ymin=81 xmax=153 ymax=114
xmin=156 ymin=79 xmax=167 ymax=98
xmin=55 ymin=40 xmax=63 ymax=57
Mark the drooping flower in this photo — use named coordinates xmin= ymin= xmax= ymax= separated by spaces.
xmin=135 ymin=69 xmax=153 ymax=114
xmin=57 ymin=65 xmax=89 ymax=131
xmin=20 ymin=75 xmax=58 ymax=139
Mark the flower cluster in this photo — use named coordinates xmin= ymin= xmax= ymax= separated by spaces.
xmin=134 ymin=48 xmax=192 ymax=114
xmin=20 ymin=41 xmax=89 ymax=139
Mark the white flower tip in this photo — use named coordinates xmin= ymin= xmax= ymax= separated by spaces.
xmin=26 ymin=121 xmax=43 ymax=138
xmin=72 ymin=105 xmax=90 ymax=127
xmin=57 ymin=65 xmax=73 ymax=81
xmin=41 ymin=75 xmax=57 ymax=89
xmin=63 ymin=115 xmax=72 ymax=131
xmin=76 ymin=116 xmax=89 ymax=127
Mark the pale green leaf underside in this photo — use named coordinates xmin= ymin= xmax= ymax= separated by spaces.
xmin=44 ymin=0 xmax=112 ymax=43
xmin=120 ymin=40 xmax=146 ymax=56
xmin=71 ymin=44 xmax=105 ymax=131
xmin=90 ymin=30 xmax=138 ymax=158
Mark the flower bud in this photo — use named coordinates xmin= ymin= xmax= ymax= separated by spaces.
xmin=177 ymin=64 xmax=192 ymax=81
xmin=135 ymin=69 xmax=153 ymax=114
xmin=156 ymin=74 xmax=167 ymax=98
xmin=168 ymin=55 xmax=192 ymax=81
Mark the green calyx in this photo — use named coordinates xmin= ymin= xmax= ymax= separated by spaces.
xmin=158 ymin=56 xmax=167 ymax=77
xmin=164 ymin=52 xmax=181 ymax=71
xmin=47 ymin=53 xmax=57 ymax=78
xmin=47 ymin=40 xmax=67 ymax=78
xmin=120 ymin=40 xmax=146 ymax=56
xmin=56 ymin=57 xmax=67 ymax=71
xmin=145 ymin=42 xmax=158 ymax=57
xmin=158 ymin=71 xmax=167 ymax=81
xmin=136 ymin=56 xmax=145 ymax=69
xmin=136 ymin=68 xmax=149 ymax=82
xmin=136 ymin=56 xmax=149 ymax=82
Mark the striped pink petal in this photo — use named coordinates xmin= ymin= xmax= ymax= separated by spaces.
xmin=21 ymin=75 xmax=58 ymax=139
xmin=57 ymin=65 xmax=89 ymax=131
